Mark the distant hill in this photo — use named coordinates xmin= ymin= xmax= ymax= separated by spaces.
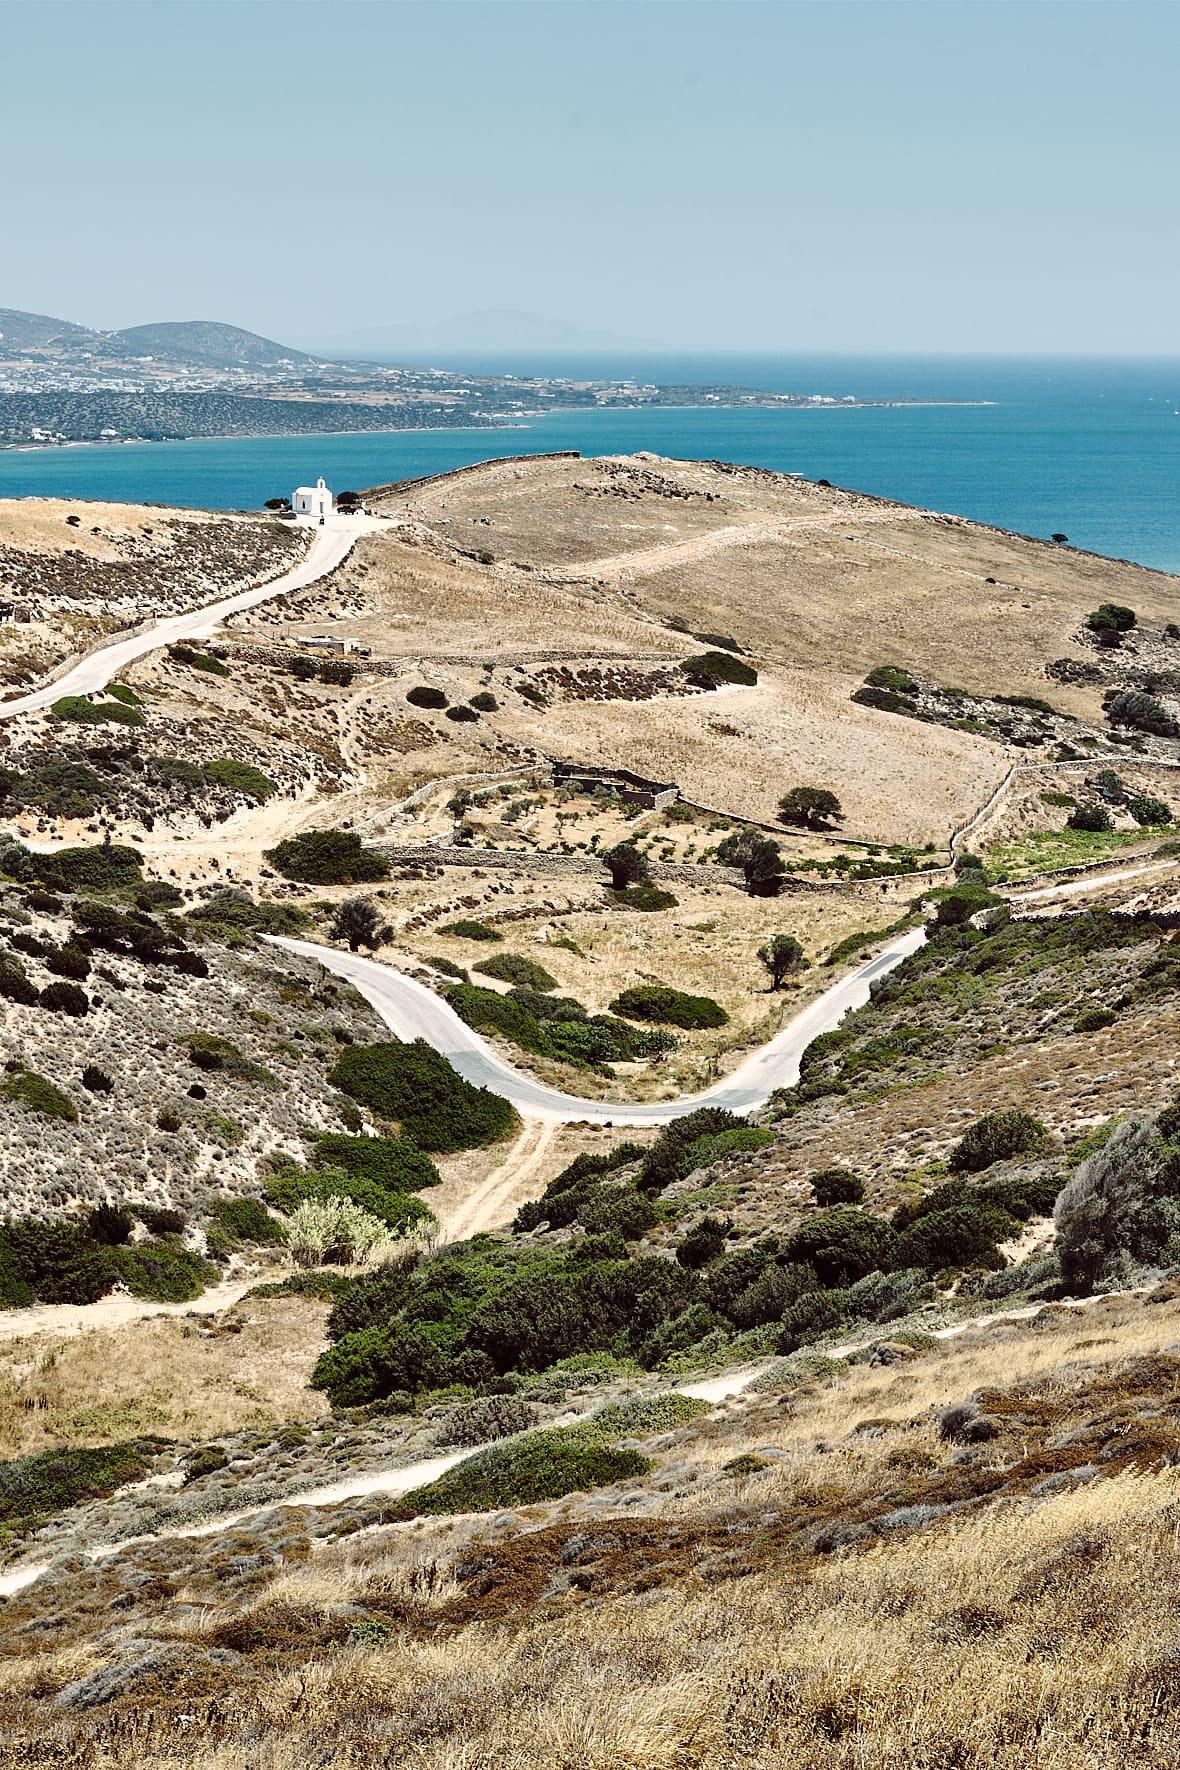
xmin=0 ymin=306 xmax=315 ymax=371
xmin=112 ymin=320 xmax=315 ymax=369
xmin=0 ymin=306 xmax=108 ymax=353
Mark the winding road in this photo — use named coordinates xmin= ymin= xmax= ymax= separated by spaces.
xmin=271 ymin=926 xmax=928 ymax=1125
xmin=0 ymin=515 xmax=367 ymax=719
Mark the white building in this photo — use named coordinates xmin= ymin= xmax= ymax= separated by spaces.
xmin=293 ymin=477 xmax=333 ymax=519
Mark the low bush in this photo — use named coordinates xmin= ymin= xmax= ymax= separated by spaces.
xmin=681 ymin=651 xmax=758 ymax=688
xmin=407 ymin=686 xmax=447 ymax=709
xmin=786 ymin=1208 xmax=899 ymax=1286
xmin=609 ymin=984 xmax=728 ymax=1029
xmin=2 ymin=1068 xmax=78 ymax=1121
xmin=265 ymin=828 xmax=389 ymax=885
xmin=676 ymin=1216 xmax=731 ymax=1268
xmin=438 ymin=919 xmax=501 ymax=941
xmin=852 ymin=684 xmax=916 ymax=714
xmin=608 ymin=885 xmax=679 ymax=912
xmin=39 ymin=980 xmax=90 ymax=1016
xmin=308 ymin=1133 xmax=440 ymax=1192
xmin=51 ymin=695 xmax=144 ymax=727
xmin=288 ymin=1195 xmax=394 ymax=1267
xmin=1075 ymin=1005 xmax=1117 ymax=1032
xmin=169 ymin=644 xmax=229 ymax=677
xmin=1105 ymin=689 xmax=1178 ymax=738
xmin=812 ymin=1167 xmax=865 ymax=1207
xmin=265 ymin=1164 xmax=435 ymax=1235
xmin=0 ymin=1218 xmax=114 ymax=1303
xmin=469 ymin=691 xmax=498 ymax=713
xmin=115 ymin=1243 xmax=217 ymax=1302
xmin=202 ymin=759 xmax=276 ymax=801
xmin=81 ymin=1064 xmax=114 ymax=1095
xmin=0 ymin=1442 xmax=151 ymax=1526
xmin=949 ymin=1110 xmax=1048 ymax=1172
xmin=211 ymin=1197 xmax=288 ymax=1245
xmin=1128 ymin=794 xmax=1172 ymax=826
xmin=1067 ymin=803 xmax=1113 ymax=833
xmin=473 ymin=952 xmax=558 ymax=991
xmin=182 ymin=1032 xmax=276 ymax=1087
xmin=186 ymin=890 xmax=309 ymax=938
xmin=329 ymin=1040 xmax=519 ymax=1152
xmin=865 ymin=665 xmax=917 ymax=693
xmin=446 ymin=704 xmax=479 ymax=723
xmin=389 ymin=1423 xmax=651 ymax=1520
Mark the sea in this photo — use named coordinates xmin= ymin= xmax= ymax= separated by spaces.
xmin=3 ymin=354 xmax=1180 ymax=575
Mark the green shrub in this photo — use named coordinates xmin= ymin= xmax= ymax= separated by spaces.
xmin=446 ymin=983 xmax=551 ymax=1057
xmin=1128 ymin=795 xmax=1172 ymax=826
xmin=852 ymin=684 xmax=916 ymax=714
xmin=778 ymin=787 xmax=844 ymax=831
xmin=469 ymin=692 xmax=498 ymax=713
xmin=86 ymin=1204 xmax=133 ymax=1246
xmin=169 ymin=644 xmax=230 ymax=677
xmin=473 ymin=952 xmax=558 ymax=991
xmin=0 ymin=1218 xmax=115 ymax=1303
xmin=182 ymin=1033 xmax=276 ymax=1087
xmin=389 ymin=1424 xmax=651 ymax=1520
xmin=39 ymin=980 xmax=90 ymax=1016
xmin=609 ymin=984 xmax=728 ymax=1029
xmin=32 ymin=843 xmax=143 ymax=894
xmin=2 ymin=1068 xmax=78 ymax=1121
xmin=212 ymin=1197 xmax=288 ymax=1245
xmin=1106 ymin=690 xmax=1178 ymax=738
xmin=265 ymin=1165 xmax=436 ymax=1236
xmin=865 ymin=665 xmax=917 ymax=692
xmin=715 ymin=831 xmax=785 ymax=897
xmin=114 ymin=1242 xmax=217 ymax=1302
xmin=265 ymin=828 xmax=389 ymax=885
xmin=50 ymin=695 xmax=144 ymax=727
xmin=1067 ymin=803 xmax=1113 ymax=833
xmin=202 ymin=759 xmax=276 ymax=801
xmin=894 ymin=1205 xmax=1007 ymax=1272
xmin=928 ymin=884 xmax=1004 ymax=927
xmin=786 ymin=1208 xmax=899 ymax=1286
xmin=0 ymin=951 xmax=37 ymax=1005
xmin=949 ymin=1110 xmax=1048 ymax=1173
xmin=318 ymin=658 xmax=354 ymax=687
xmin=309 ymin=1133 xmax=440 ymax=1192
xmin=105 ymin=682 xmax=140 ymax=706
xmin=446 ymin=704 xmax=479 ymax=723
xmin=608 ymin=885 xmax=679 ymax=912
xmin=676 ymin=1217 xmax=730 ymax=1268
xmin=0 ymin=1442 xmax=150 ymax=1525
xmin=438 ymin=919 xmax=501 ymax=941
xmin=812 ymin=1167 xmax=865 ymax=1207
xmin=681 ymin=651 xmax=758 ymax=688
xmin=995 ymin=693 xmax=1059 ymax=716
xmin=186 ymin=889 xmax=309 ymax=938
xmin=329 ymin=1040 xmax=519 ymax=1152
xmin=1075 ymin=1006 xmax=1117 ymax=1032
xmin=407 ymin=686 xmax=448 ymax=709
xmin=1087 ymin=603 xmax=1136 ymax=646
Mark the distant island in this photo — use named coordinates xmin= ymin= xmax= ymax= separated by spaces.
xmin=0 ymin=305 xmax=982 ymax=448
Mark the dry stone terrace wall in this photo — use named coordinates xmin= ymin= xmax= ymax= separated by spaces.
xmin=375 ymin=842 xmax=744 ymax=887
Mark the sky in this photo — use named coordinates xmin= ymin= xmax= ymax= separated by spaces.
xmin=2 ymin=0 xmax=1178 ymax=354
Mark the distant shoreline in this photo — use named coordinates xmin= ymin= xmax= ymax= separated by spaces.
xmin=0 ymin=398 xmax=993 ymax=454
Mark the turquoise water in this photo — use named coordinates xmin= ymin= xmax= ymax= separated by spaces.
xmin=3 ymin=355 xmax=1179 ymax=574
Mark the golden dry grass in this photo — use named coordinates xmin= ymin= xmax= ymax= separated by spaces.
xmin=0 ymin=497 xmax=220 ymax=559
xmin=0 ymin=1297 xmax=329 ymax=1455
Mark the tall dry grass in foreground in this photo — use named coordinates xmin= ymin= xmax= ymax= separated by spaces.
xmin=31 ymin=1462 xmax=1180 ymax=1770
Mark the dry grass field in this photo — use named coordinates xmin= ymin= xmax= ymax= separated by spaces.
xmin=8 ymin=1288 xmax=1180 ymax=1767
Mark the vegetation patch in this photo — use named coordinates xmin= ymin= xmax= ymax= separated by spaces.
xmin=50 ymin=694 xmax=145 ymax=728
xmin=0 ymin=1442 xmax=151 ymax=1526
xmin=265 ymin=829 xmax=390 ymax=885
xmin=389 ymin=1423 xmax=652 ymax=1519
xmin=609 ymin=984 xmax=729 ymax=1029
xmin=328 ymin=1040 xmax=519 ymax=1152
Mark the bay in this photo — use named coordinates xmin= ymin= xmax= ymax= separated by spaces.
xmin=2 ymin=354 xmax=1178 ymax=574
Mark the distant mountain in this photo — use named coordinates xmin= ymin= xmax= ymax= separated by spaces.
xmin=0 ymin=307 xmax=315 ymax=372
xmin=112 ymin=320 xmax=315 ymax=369
xmin=0 ymin=306 xmax=108 ymax=353
xmin=308 ymin=307 xmax=663 ymax=356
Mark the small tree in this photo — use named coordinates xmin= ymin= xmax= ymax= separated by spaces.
xmin=331 ymin=898 xmax=383 ymax=952
xmin=1105 ymin=689 xmax=1178 ymax=737
xmin=1054 ymin=1118 xmax=1155 ymax=1293
xmin=717 ymin=831 xmax=786 ymax=897
xmin=778 ymin=786 xmax=844 ymax=830
xmin=811 ymin=1167 xmax=864 ymax=1207
xmin=757 ymin=932 xmax=806 ymax=990
xmin=603 ymin=841 xmax=651 ymax=890
xmin=1087 ymin=603 xmax=1137 ymax=649
xmin=1128 ymin=794 xmax=1172 ymax=826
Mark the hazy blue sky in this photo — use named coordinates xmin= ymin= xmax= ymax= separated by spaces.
xmin=3 ymin=0 xmax=1177 ymax=353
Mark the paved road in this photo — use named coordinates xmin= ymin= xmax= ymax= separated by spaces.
xmin=270 ymin=927 xmax=928 ymax=1127
xmin=1011 ymin=859 xmax=1179 ymax=904
xmin=0 ymin=516 xmax=368 ymax=720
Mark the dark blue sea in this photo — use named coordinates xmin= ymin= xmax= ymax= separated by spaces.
xmin=3 ymin=354 xmax=1179 ymax=574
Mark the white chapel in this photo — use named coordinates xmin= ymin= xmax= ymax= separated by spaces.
xmin=293 ymin=477 xmax=333 ymax=519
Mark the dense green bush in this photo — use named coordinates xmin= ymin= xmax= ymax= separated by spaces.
xmin=785 ymin=1208 xmax=899 ymax=1286
xmin=182 ymin=1033 xmax=276 ymax=1087
xmin=445 ymin=983 xmax=552 ymax=1057
xmin=438 ymin=919 xmax=501 ymax=941
xmin=1128 ymin=795 xmax=1172 ymax=826
xmin=211 ymin=1197 xmax=288 ymax=1245
xmin=0 ymin=1218 xmax=115 ymax=1303
xmin=1067 ymin=803 xmax=1113 ymax=833
xmin=778 ymin=787 xmax=844 ymax=831
xmin=51 ymin=695 xmax=144 ymax=727
xmin=609 ymin=984 xmax=728 ymax=1029
xmin=715 ymin=831 xmax=785 ymax=897
xmin=406 ymin=685 xmax=448 ymax=709
xmin=329 ymin=1040 xmax=518 ymax=1152
xmin=170 ymin=643 xmax=230 ymax=677
xmin=39 ymin=980 xmax=90 ymax=1016
xmin=811 ymin=1167 xmax=865 ymax=1207
xmin=469 ymin=691 xmax=498 ymax=713
xmin=608 ymin=885 xmax=679 ymax=912
xmin=0 ymin=1442 xmax=151 ymax=1526
xmin=1075 ymin=1005 xmax=1118 ymax=1032
xmin=265 ymin=1163 xmax=435 ymax=1235
xmin=309 ymin=1133 xmax=440 ymax=1192
xmin=1087 ymin=603 xmax=1136 ymax=647
xmin=928 ymin=884 xmax=1004 ymax=928
xmin=681 ymin=651 xmax=758 ymax=688
xmin=114 ymin=1243 xmax=217 ymax=1302
xmin=473 ymin=952 xmax=558 ymax=991
xmin=865 ymin=665 xmax=917 ymax=693
xmin=2 ymin=1068 xmax=78 ymax=1121
xmin=390 ymin=1423 xmax=651 ymax=1519
xmin=202 ymin=759 xmax=276 ymax=801
xmin=1105 ymin=690 xmax=1178 ymax=738
xmin=186 ymin=889 xmax=309 ymax=938
xmin=446 ymin=704 xmax=480 ymax=723
xmin=265 ymin=828 xmax=390 ymax=884
xmin=894 ymin=1205 xmax=1007 ymax=1272
xmin=949 ymin=1110 xmax=1048 ymax=1172
xmin=676 ymin=1216 xmax=731 ymax=1268
xmin=853 ymin=683 xmax=917 ymax=715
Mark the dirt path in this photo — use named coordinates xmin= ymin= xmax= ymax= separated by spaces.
xmin=444 ymin=1118 xmax=555 ymax=1240
xmin=0 ymin=1277 xmax=258 ymax=1346
xmin=571 ymin=506 xmax=917 ymax=585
